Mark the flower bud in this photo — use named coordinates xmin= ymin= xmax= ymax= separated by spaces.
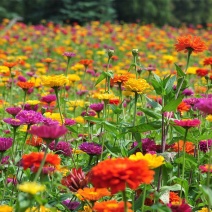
xmin=132 ymin=49 xmax=139 ymax=57
xmin=108 ymin=49 xmax=114 ymax=58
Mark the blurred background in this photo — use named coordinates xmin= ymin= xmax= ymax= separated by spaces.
xmin=0 ymin=0 xmax=212 ymax=26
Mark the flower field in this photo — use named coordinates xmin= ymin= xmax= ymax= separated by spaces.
xmin=0 ymin=20 xmax=212 ymax=212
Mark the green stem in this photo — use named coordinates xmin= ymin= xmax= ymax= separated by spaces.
xmin=11 ymin=127 xmax=17 ymax=161
xmin=141 ymin=184 xmax=147 ymax=212
xmin=133 ymin=92 xmax=138 ymax=127
xmin=33 ymin=146 xmax=48 ymax=182
xmin=122 ymin=190 xmax=128 ymax=212
xmin=65 ymin=58 xmax=70 ymax=76
xmin=22 ymin=91 xmax=27 ymax=109
xmin=54 ymin=87 xmax=64 ymax=125
xmin=180 ymin=128 xmax=189 ymax=198
xmin=175 ymin=50 xmax=192 ymax=99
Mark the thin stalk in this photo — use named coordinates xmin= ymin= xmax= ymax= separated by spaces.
xmin=141 ymin=184 xmax=147 ymax=212
xmin=180 ymin=128 xmax=189 ymax=198
xmin=122 ymin=190 xmax=128 ymax=212
xmin=133 ymin=92 xmax=138 ymax=127
xmin=54 ymin=87 xmax=64 ymax=125
xmin=11 ymin=127 xmax=17 ymax=161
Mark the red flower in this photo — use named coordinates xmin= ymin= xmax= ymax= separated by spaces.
xmin=174 ymin=119 xmax=200 ymax=129
xmin=91 ymin=158 xmax=154 ymax=194
xmin=109 ymin=98 xmax=120 ymax=105
xmin=79 ymin=59 xmax=93 ymax=68
xmin=61 ymin=168 xmax=89 ymax=192
xmin=22 ymin=152 xmax=60 ymax=172
xmin=196 ymin=68 xmax=208 ymax=77
xmin=175 ymin=35 xmax=207 ymax=53
xmin=203 ymin=57 xmax=212 ymax=66
xmin=168 ymin=199 xmax=192 ymax=212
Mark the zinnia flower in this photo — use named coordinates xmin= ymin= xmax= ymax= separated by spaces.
xmin=28 ymin=125 xmax=67 ymax=143
xmin=93 ymin=200 xmax=133 ymax=212
xmin=77 ymin=187 xmax=111 ymax=201
xmin=172 ymin=140 xmax=194 ymax=155
xmin=0 ymin=205 xmax=13 ymax=212
xmin=91 ymin=158 xmax=154 ymax=194
xmin=198 ymin=207 xmax=212 ymax=212
xmin=199 ymin=140 xmax=212 ymax=152
xmin=89 ymin=103 xmax=104 ymax=112
xmin=168 ymin=199 xmax=191 ymax=212
xmin=110 ymin=74 xmax=130 ymax=87
xmin=42 ymin=75 xmax=68 ymax=88
xmin=196 ymin=68 xmax=208 ymax=77
xmin=79 ymin=142 xmax=102 ymax=155
xmin=124 ymin=78 xmax=151 ymax=94
xmin=18 ymin=181 xmax=45 ymax=195
xmin=62 ymin=199 xmax=80 ymax=211
xmin=22 ymin=152 xmax=61 ymax=173
xmin=79 ymin=59 xmax=93 ymax=68
xmin=203 ymin=57 xmax=212 ymax=66
xmin=0 ymin=137 xmax=13 ymax=152
xmin=175 ymin=35 xmax=207 ymax=53
xmin=63 ymin=52 xmax=76 ymax=58
xmin=49 ymin=141 xmax=72 ymax=156
xmin=177 ymin=102 xmax=191 ymax=113
xmin=26 ymin=135 xmax=44 ymax=147
xmin=3 ymin=118 xmax=24 ymax=127
xmin=61 ymin=168 xmax=89 ymax=192
xmin=17 ymin=81 xmax=34 ymax=90
xmin=5 ymin=107 xmax=22 ymax=117
xmin=129 ymin=152 xmax=164 ymax=169
xmin=199 ymin=164 xmax=212 ymax=173
xmin=195 ymin=98 xmax=212 ymax=114
xmin=41 ymin=94 xmax=56 ymax=103
xmin=174 ymin=119 xmax=200 ymax=129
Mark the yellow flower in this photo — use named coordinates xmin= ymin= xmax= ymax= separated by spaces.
xmin=44 ymin=112 xmax=64 ymax=125
xmin=206 ymin=115 xmax=212 ymax=122
xmin=97 ymin=93 xmax=115 ymax=100
xmin=68 ymin=100 xmax=85 ymax=108
xmin=18 ymin=182 xmax=46 ymax=195
xmin=25 ymin=100 xmax=40 ymax=105
xmin=129 ymin=152 xmax=164 ymax=169
xmin=124 ymin=78 xmax=151 ymax=94
xmin=56 ymin=166 xmax=70 ymax=176
xmin=74 ymin=116 xmax=85 ymax=124
xmin=187 ymin=67 xmax=197 ymax=75
xmin=25 ymin=206 xmax=60 ymax=212
xmin=67 ymin=74 xmax=81 ymax=83
xmin=42 ymin=75 xmax=68 ymax=88
xmin=18 ymin=125 xmax=28 ymax=132
xmin=72 ymin=149 xmax=86 ymax=154
xmin=198 ymin=207 xmax=212 ymax=212
xmin=78 ymin=205 xmax=92 ymax=212
xmin=0 ymin=205 xmax=13 ymax=212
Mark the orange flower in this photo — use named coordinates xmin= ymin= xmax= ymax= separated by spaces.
xmin=22 ymin=152 xmax=61 ymax=172
xmin=177 ymin=102 xmax=191 ymax=113
xmin=175 ymin=35 xmax=207 ymax=53
xmin=26 ymin=135 xmax=44 ymax=147
xmin=110 ymin=74 xmax=130 ymax=87
xmin=77 ymin=187 xmax=111 ymax=201
xmin=91 ymin=158 xmax=154 ymax=194
xmin=42 ymin=58 xmax=54 ymax=63
xmin=93 ymin=200 xmax=133 ymax=212
xmin=17 ymin=81 xmax=34 ymax=90
xmin=196 ymin=68 xmax=208 ymax=77
xmin=172 ymin=140 xmax=195 ymax=155
xmin=3 ymin=61 xmax=18 ymax=68
xmin=169 ymin=192 xmax=182 ymax=204
xmin=79 ymin=59 xmax=93 ymax=68
xmin=109 ymin=98 xmax=120 ymax=105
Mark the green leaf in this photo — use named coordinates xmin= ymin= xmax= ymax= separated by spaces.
xmin=146 ymin=97 xmax=162 ymax=111
xmin=162 ymin=95 xmax=183 ymax=112
xmin=151 ymin=79 xmax=162 ymax=95
xmin=66 ymin=126 xmax=78 ymax=134
xmin=127 ymin=121 xmax=161 ymax=133
xmin=104 ymin=143 xmax=119 ymax=157
xmin=164 ymin=75 xmax=176 ymax=94
xmin=110 ymin=104 xmax=122 ymax=114
xmin=95 ymin=71 xmax=107 ymax=86
xmin=83 ymin=116 xmax=104 ymax=123
xmin=175 ymin=63 xmax=186 ymax=77
xmin=139 ymin=108 xmax=161 ymax=119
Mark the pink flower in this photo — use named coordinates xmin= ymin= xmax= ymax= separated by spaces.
xmin=28 ymin=125 xmax=67 ymax=143
xmin=199 ymin=164 xmax=212 ymax=173
xmin=174 ymin=119 xmax=200 ymax=129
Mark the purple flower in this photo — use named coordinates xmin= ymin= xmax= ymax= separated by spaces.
xmin=183 ymin=98 xmax=200 ymax=107
xmin=17 ymin=76 xmax=27 ymax=82
xmin=76 ymin=90 xmax=88 ymax=96
xmin=142 ymin=138 xmax=157 ymax=154
xmin=89 ymin=103 xmax=104 ymax=112
xmin=41 ymin=94 xmax=56 ymax=103
xmin=65 ymin=118 xmax=76 ymax=126
xmin=199 ymin=139 xmax=212 ymax=152
xmin=182 ymin=88 xmax=194 ymax=96
xmin=42 ymin=117 xmax=59 ymax=126
xmin=0 ymin=137 xmax=13 ymax=152
xmin=195 ymin=98 xmax=212 ymax=114
xmin=63 ymin=52 xmax=76 ymax=58
xmin=81 ymin=110 xmax=96 ymax=117
xmin=7 ymin=177 xmax=18 ymax=185
xmin=62 ymin=199 xmax=80 ymax=211
xmin=24 ymin=103 xmax=39 ymax=111
xmin=5 ymin=107 xmax=22 ymax=117
xmin=1 ymin=156 xmax=10 ymax=164
xmin=79 ymin=142 xmax=102 ymax=155
xmin=49 ymin=141 xmax=72 ymax=156
xmin=16 ymin=110 xmax=44 ymax=125
xmin=3 ymin=118 xmax=24 ymax=127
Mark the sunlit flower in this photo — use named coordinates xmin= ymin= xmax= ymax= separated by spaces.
xmin=5 ymin=106 xmax=22 ymax=117
xmin=129 ymin=152 xmax=164 ymax=169
xmin=195 ymin=98 xmax=212 ymax=114
xmin=124 ymin=78 xmax=151 ymax=94
xmin=196 ymin=68 xmax=208 ymax=77
xmin=168 ymin=199 xmax=191 ymax=212
xmin=206 ymin=115 xmax=212 ymax=122
xmin=110 ymin=74 xmax=130 ymax=86
xmin=26 ymin=135 xmax=44 ymax=147
xmin=44 ymin=112 xmax=64 ymax=125
xmin=93 ymin=200 xmax=133 ymax=212
xmin=97 ymin=93 xmax=115 ymax=101
xmin=79 ymin=59 xmax=93 ymax=68
xmin=175 ymin=35 xmax=207 ymax=53
xmin=77 ymin=187 xmax=111 ymax=201
xmin=18 ymin=181 xmax=45 ymax=195
xmin=91 ymin=158 xmax=154 ymax=194
xmin=177 ymin=102 xmax=191 ymax=113
xmin=198 ymin=207 xmax=212 ymax=212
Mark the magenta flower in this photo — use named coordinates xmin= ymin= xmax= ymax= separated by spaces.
xmin=168 ymin=199 xmax=191 ymax=212
xmin=5 ymin=107 xmax=22 ymax=117
xmin=3 ymin=118 xmax=24 ymax=128
xmin=174 ymin=119 xmax=201 ymax=129
xmin=63 ymin=52 xmax=76 ymax=58
xmin=182 ymin=88 xmax=194 ymax=96
xmin=0 ymin=137 xmax=13 ymax=152
xmin=195 ymin=98 xmax=212 ymax=114
xmin=28 ymin=125 xmax=67 ymax=143
xmin=64 ymin=118 xmax=76 ymax=126
xmin=79 ymin=142 xmax=102 ymax=155
xmin=49 ymin=141 xmax=72 ymax=156
xmin=199 ymin=164 xmax=212 ymax=173
xmin=89 ymin=103 xmax=104 ymax=112
xmin=16 ymin=110 xmax=44 ymax=125
xmin=199 ymin=139 xmax=212 ymax=152
xmin=41 ymin=94 xmax=56 ymax=103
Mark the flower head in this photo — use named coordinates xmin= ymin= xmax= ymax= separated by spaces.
xmin=168 ymin=199 xmax=191 ymax=212
xmin=26 ymin=135 xmax=44 ymax=147
xmin=79 ymin=142 xmax=102 ymax=155
xmin=41 ymin=94 xmax=57 ymax=103
xmin=196 ymin=68 xmax=208 ymax=77
xmin=5 ymin=107 xmax=22 ymax=117
xmin=198 ymin=207 xmax=212 ymax=212
xmin=0 ymin=137 xmax=13 ymax=152
xmin=64 ymin=118 xmax=76 ymax=126
xmin=18 ymin=182 xmax=45 ymax=195
xmin=203 ymin=57 xmax=212 ymax=66
xmin=93 ymin=200 xmax=133 ymax=212
xmin=62 ymin=199 xmax=80 ymax=211
xmin=3 ymin=118 xmax=24 ymax=127
xmin=124 ymin=78 xmax=151 ymax=94
xmin=49 ymin=141 xmax=72 ymax=156
xmin=172 ymin=140 xmax=194 ymax=155
xmin=63 ymin=52 xmax=76 ymax=58
xmin=195 ymin=98 xmax=212 ymax=114
xmin=42 ymin=75 xmax=68 ymax=88
xmin=174 ymin=119 xmax=200 ymax=129
xmin=61 ymin=168 xmax=89 ymax=192
xmin=175 ymin=35 xmax=207 ymax=53
xmin=22 ymin=152 xmax=61 ymax=173
xmin=199 ymin=164 xmax=212 ymax=173
xmin=199 ymin=140 xmax=212 ymax=152
xmin=28 ymin=125 xmax=67 ymax=142
xmin=0 ymin=205 xmax=13 ymax=212
xmin=77 ymin=187 xmax=111 ymax=201
xmin=17 ymin=81 xmax=34 ymax=90
xmin=89 ymin=103 xmax=104 ymax=112
xmin=129 ymin=152 xmax=164 ymax=169
xmin=91 ymin=158 xmax=154 ymax=194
